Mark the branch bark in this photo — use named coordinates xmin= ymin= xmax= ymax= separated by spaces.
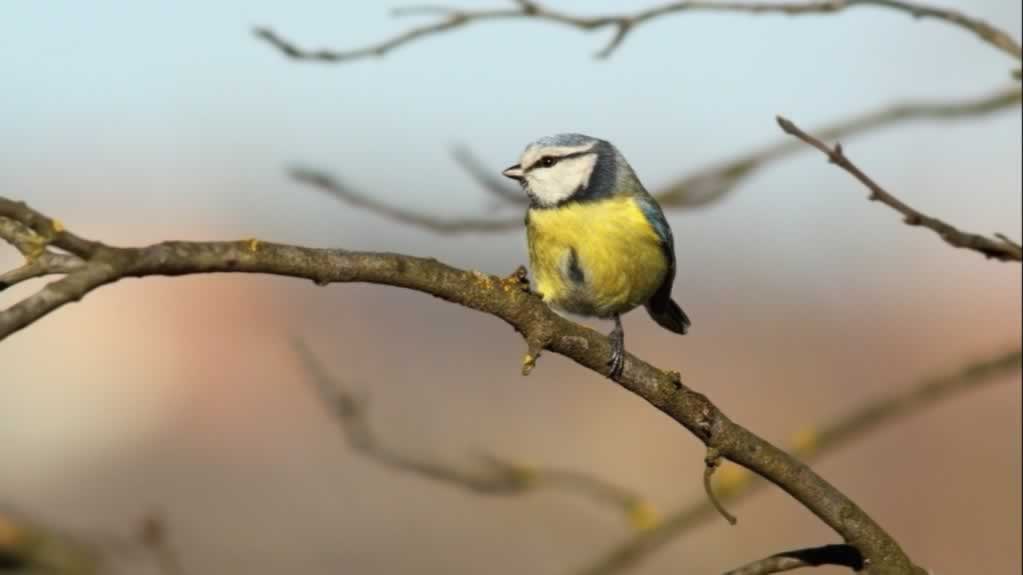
xmin=0 ymin=196 xmax=923 ymax=574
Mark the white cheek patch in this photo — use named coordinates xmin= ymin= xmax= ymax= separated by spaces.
xmin=527 ymin=154 xmax=598 ymax=207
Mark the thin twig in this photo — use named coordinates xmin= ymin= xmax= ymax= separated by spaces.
xmin=450 ymin=144 xmax=526 ymax=206
xmin=291 ymin=167 xmax=522 ymax=234
xmin=574 ymin=348 xmax=1022 ymax=575
xmin=703 ymin=448 xmax=738 ymax=525
xmin=293 ymin=338 xmax=653 ymax=526
xmin=723 ymin=544 xmax=864 ymax=575
xmin=653 ymin=87 xmax=1021 ymax=208
xmin=0 ymin=196 xmax=924 ymax=573
xmin=0 ymin=217 xmax=86 ymax=291
xmin=776 ymin=116 xmax=1022 ymax=262
xmin=255 ymin=0 xmax=1021 ymax=63
xmin=293 ymin=87 xmax=1020 ymax=234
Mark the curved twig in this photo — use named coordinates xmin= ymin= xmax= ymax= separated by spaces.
xmin=294 ymin=338 xmax=653 ymax=527
xmin=0 ymin=196 xmax=923 ymax=574
xmin=292 ymin=87 xmax=1021 ymax=234
xmin=255 ymin=0 xmax=1021 ymax=64
xmin=291 ymin=167 xmax=522 ymax=234
xmin=776 ymin=116 xmax=1022 ymax=261
xmin=703 ymin=448 xmax=739 ymax=525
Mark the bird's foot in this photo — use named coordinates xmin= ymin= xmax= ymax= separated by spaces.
xmin=607 ymin=315 xmax=625 ymax=379
xmin=607 ymin=346 xmax=624 ymax=380
xmin=503 ymin=265 xmax=531 ymax=293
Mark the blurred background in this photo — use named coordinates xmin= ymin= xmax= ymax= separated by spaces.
xmin=1 ymin=1 xmax=1020 ymax=573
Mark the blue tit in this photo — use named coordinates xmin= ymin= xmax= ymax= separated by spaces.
xmin=502 ymin=133 xmax=690 ymax=378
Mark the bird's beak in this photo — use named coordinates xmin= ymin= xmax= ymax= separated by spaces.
xmin=502 ymin=164 xmax=525 ymax=181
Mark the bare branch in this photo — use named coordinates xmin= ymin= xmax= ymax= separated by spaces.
xmin=723 ymin=544 xmax=863 ymax=575
xmin=291 ymin=167 xmax=522 ymax=234
xmin=575 ymin=348 xmax=1022 ymax=575
xmin=293 ymin=338 xmax=654 ymax=526
xmin=255 ymin=0 xmax=1021 ymax=64
xmin=776 ymin=116 xmax=1022 ymax=262
xmin=0 ymin=217 xmax=86 ymax=290
xmin=654 ymin=87 xmax=1021 ymax=208
xmin=450 ymin=144 xmax=525 ymax=206
xmin=294 ymin=87 xmax=1020 ymax=234
xmin=0 ymin=197 xmax=924 ymax=573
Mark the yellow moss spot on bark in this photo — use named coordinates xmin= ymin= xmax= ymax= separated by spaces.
xmin=626 ymin=499 xmax=660 ymax=531
xmin=51 ymin=219 xmax=65 ymax=233
xmin=24 ymin=237 xmax=47 ymax=262
xmin=0 ymin=513 xmax=24 ymax=548
xmin=521 ymin=353 xmax=537 ymax=375
xmin=246 ymin=238 xmax=261 ymax=253
xmin=470 ymin=270 xmax=493 ymax=289
xmin=714 ymin=463 xmax=751 ymax=496
xmin=790 ymin=426 xmax=818 ymax=456
xmin=507 ymin=461 xmax=537 ymax=485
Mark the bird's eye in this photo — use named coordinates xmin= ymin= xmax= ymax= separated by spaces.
xmin=539 ymin=156 xmax=559 ymax=168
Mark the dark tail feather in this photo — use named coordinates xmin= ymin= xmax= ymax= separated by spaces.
xmin=646 ymin=297 xmax=691 ymax=335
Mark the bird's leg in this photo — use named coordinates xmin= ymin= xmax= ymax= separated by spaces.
xmin=607 ymin=314 xmax=625 ymax=379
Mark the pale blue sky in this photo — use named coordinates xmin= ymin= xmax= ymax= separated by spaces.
xmin=3 ymin=1 xmax=1019 ymax=248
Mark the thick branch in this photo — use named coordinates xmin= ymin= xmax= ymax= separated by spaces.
xmin=723 ymin=544 xmax=864 ymax=575
xmin=575 ymin=348 xmax=1022 ymax=575
xmin=292 ymin=87 xmax=1020 ymax=234
xmin=776 ymin=116 xmax=1022 ymax=261
xmin=255 ymin=0 xmax=1021 ymax=63
xmin=295 ymin=339 xmax=656 ymax=527
xmin=0 ymin=196 xmax=922 ymax=574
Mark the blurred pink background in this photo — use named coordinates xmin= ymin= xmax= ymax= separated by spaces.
xmin=2 ymin=1 xmax=1020 ymax=573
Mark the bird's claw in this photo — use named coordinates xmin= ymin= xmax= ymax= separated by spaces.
xmin=607 ymin=315 xmax=626 ymax=380
xmin=607 ymin=348 xmax=624 ymax=379
xmin=503 ymin=265 xmax=531 ymax=293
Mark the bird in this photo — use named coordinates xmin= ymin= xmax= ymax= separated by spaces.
xmin=501 ymin=133 xmax=690 ymax=379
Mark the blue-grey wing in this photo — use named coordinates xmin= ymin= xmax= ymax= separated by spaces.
xmin=634 ymin=193 xmax=675 ymax=274
xmin=635 ymin=193 xmax=690 ymax=333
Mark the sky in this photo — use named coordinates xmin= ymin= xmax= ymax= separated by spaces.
xmin=1 ymin=1 xmax=1021 ymax=574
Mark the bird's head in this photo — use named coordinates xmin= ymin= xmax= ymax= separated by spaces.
xmin=502 ymin=133 xmax=633 ymax=208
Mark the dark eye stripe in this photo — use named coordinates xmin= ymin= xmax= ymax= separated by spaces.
xmin=524 ymin=150 xmax=594 ymax=172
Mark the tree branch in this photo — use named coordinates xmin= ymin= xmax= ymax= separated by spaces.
xmin=294 ymin=338 xmax=658 ymax=529
xmin=574 ymin=348 xmax=1021 ymax=575
xmin=255 ymin=0 xmax=1021 ymax=64
xmin=723 ymin=544 xmax=864 ymax=575
xmin=291 ymin=168 xmax=523 ymax=234
xmin=0 ymin=217 xmax=85 ymax=290
xmin=291 ymin=87 xmax=1020 ymax=234
xmin=0 ymin=196 xmax=923 ymax=574
xmin=776 ymin=116 xmax=1022 ymax=262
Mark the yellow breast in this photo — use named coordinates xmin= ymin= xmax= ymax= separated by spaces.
xmin=526 ymin=195 xmax=668 ymax=318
